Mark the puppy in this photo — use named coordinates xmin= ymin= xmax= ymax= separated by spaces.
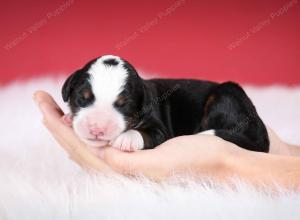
xmin=62 ymin=55 xmax=269 ymax=152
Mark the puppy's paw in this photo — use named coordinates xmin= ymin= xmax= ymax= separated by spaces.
xmin=197 ymin=129 xmax=216 ymax=135
xmin=110 ymin=130 xmax=144 ymax=152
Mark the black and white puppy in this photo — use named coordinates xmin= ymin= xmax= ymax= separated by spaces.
xmin=62 ymin=55 xmax=269 ymax=152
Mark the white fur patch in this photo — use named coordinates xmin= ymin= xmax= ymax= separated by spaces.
xmin=72 ymin=55 xmax=129 ymax=146
xmin=88 ymin=55 xmax=127 ymax=105
xmin=198 ymin=129 xmax=216 ymax=135
xmin=88 ymin=55 xmax=128 ymax=106
xmin=110 ymin=130 xmax=144 ymax=152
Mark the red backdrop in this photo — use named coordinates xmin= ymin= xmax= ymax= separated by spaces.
xmin=1 ymin=0 xmax=300 ymax=85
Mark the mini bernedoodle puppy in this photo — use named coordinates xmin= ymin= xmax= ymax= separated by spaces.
xmin=62 ymin=55 xmax=269 ymax=152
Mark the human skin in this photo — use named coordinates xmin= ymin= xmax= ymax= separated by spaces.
xmin=33 ymin=91 xmax=300 ymax=189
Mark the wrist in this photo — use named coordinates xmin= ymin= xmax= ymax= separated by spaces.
xmin=205 ymin=143 xmax=244 ymax=181
xmin=221 ymin=145 xmax=253 ymax=180
xmin=223 ymin=147 xmax=298 ymax=187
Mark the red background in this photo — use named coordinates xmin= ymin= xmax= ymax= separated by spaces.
xmin=1 ymin=0 xmax=299 ymax=85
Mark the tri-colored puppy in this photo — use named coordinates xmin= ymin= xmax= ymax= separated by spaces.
xmin=62 ymin=55 xmax=269 ymax=152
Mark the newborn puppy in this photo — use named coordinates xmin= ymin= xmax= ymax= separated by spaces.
xmin=62 ymin=55 xmax=269 ymax=152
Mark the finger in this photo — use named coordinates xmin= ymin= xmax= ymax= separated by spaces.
xmin=44 ymin=118 xmax=113 ymax=173
xmin=33 ymin=90 xmax=64 ymax=115
xmin=33 ymin=91 xmax=66 ymax=128
xmin=39 ymin=102 xmax=80 ymax=148
xmin=34 ymin=92 xmax=114 ymax=173
xmin=73 ymin=146 xmax=113 ymax=173
xmin=267 ymin=126 xmax=290 ymax=155
xmin=43 ymin=118 xmax=76 ymax=153
xmin=267 ymin=127 xmax=283 ymax=143
xmin=37 ymin=98 xmax=77 ymax=147
xmin=42 ymin=117 xmax=86 ymax=164
xmin=39 ymin=102 xmax=95 ymax=165
xmin=39 ymin=101 xmax=64 ymax=124
xmin=34 ymin=91 xmax=72 ymax=128
xmin=100 ymin=147 xmax=169 ymax=180
xmin=42 ymin=114 xmax=88 ymax=157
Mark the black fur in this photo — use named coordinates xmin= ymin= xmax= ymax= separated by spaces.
xmin=103 ymin=58 xmax=119 ymax=66
xmin=62 ymin=58 xmax=97 ymax=114
xmin=62 ymin=56 xmax=270 ymax=152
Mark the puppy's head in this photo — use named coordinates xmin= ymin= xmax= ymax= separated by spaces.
xmin=62 ymin=55 xmax=146 ymax=147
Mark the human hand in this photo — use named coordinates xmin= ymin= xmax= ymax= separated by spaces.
xmin=33 ymin=91 xmax=114 ymax=174
xmin=32 ymin=91 xmax=254 ymax=181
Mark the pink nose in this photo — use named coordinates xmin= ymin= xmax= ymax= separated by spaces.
xmin=89 ymin=127 xmax=105 ymax=136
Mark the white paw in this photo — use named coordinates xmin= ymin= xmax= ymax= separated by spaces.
xmin=197 ymin=129 xmax=216 ymax=135
xmin=110 ymin=130 xmax=144 ymax=152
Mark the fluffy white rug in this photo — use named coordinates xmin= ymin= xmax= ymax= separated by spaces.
xmin=0 ymin=77 xmax=300 ymax=220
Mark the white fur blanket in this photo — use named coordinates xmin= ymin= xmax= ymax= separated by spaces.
xmin=0 ymin=78 xmax=300 ymax=220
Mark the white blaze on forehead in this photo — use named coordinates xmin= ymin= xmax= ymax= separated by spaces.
xmin=88 ymin=55 xmax=128 ymax=104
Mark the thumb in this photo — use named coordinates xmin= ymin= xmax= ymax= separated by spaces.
xmin=99 ymin=147 xmax=168 ymax=179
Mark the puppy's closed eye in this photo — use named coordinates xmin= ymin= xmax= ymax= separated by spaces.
xmin=82 ymin=89 xmax=92 ymax=100
xmin=75 ymin=88 xmax=94 ymax=107
xmin=115 ymin=95 xmax=128 ymax=108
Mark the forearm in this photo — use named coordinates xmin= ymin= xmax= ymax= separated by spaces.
xmin=287 ymin=144 xmax=300 ymax=157
xmin=228 ymin=149 xmax=300 ymax=189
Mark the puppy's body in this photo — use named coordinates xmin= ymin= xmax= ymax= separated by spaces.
xmin=62 ymin=55 xmax=269 ymax=152
xmin=137 ymin=79 xmax=269 ymax=152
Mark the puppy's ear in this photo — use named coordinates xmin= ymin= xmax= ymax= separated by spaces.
xmin=62 ymin=70 xmax=81 ymax=102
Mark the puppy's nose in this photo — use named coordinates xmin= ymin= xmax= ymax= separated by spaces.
xmin=89 ymin=127 xmax=105 ymax=136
